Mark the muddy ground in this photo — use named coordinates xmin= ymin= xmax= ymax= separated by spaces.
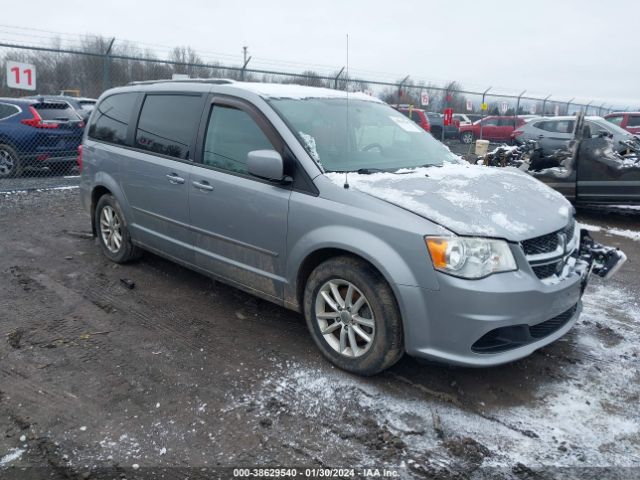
xmin=0 ymin=188 xmax=639 ymax=480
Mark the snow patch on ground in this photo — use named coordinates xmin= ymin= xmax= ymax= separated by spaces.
xmin=231 ymin=282 xmax=640 ymax=469
xmin=0 ymin=448 xmax=25 ymax=466
xmin=578 ymin=222 xmax=640 ymax=241
xmin=606 ymin=228 xmax=640 ymax=242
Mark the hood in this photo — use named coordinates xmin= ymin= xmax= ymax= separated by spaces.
xmin=327 ymin=163 xmax=573 ymax=242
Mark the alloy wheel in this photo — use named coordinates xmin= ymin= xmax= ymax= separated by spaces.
xmin=99 ymin=205 xmax=123 ymax=253
xmin=315 ymin=279 xmax=375 ymax=357
xmin=0 ymin=149 xmax=16 ymax=178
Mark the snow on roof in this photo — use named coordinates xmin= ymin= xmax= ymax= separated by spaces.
xmin=234 ymin=82 xmax=383 ymax=103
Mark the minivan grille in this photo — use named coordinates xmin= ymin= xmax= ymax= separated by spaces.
xmin=522 ymin=218 xmax=576 ymax=280
xmin=532 ymin=262 xmax=562 ymax=279
xmin=521 ymin=218 xmax=575 ymax=256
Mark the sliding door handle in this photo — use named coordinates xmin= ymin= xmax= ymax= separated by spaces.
xmin=166 ymin=173 xmax=185 ymax=184
xmin=192 ymin=180 xmax=214 ymax=192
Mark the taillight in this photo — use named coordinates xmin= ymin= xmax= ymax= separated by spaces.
xmin=77 ymin=144 xmax=83 ymax=172
xmin=21 ymin=106 xmax=59 ymax=129
xmin=511 ymin=130 xmax=524 ymax=138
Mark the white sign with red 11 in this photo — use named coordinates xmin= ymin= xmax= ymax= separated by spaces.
xmin=6 ymin=61 xmax=37 ymax=91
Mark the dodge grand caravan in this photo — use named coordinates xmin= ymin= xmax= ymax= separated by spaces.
xmin=79 ymin=80 xmax=625 ymax=375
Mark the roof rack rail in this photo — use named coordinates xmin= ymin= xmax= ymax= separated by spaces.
xmin=127 ymin=78 xmax=236 ymax=86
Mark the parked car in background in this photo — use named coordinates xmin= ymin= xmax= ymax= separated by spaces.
xmin=604 ymin=112 xmax=640 ymax=135
xmin=453 ymin=113 xmax=473 ymax=126
xmin=24 ymin=95 xmax=97 ymax=121
xmin=459 ymin=116 xmax=526 ymax=144
xmin=0 ymin=97 xmax=84 ymax=178
xmin=425 ymin=112 xmax=458 ymax=139
xmin=394 ymin=105 xmax=431 ymax=132
xmin=512 ymin=116 xmax=638 ymax=154
xmin=80 ymin=80 xmax=615 ymax=375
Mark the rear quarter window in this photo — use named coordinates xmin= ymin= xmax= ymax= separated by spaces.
xmin=88 ymin=93 xmax=138 ymax=145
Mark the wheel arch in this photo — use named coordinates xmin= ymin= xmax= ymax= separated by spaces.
xmin=287 ymin=230 xmax=421 ymax=315
xmin=88 ymin=173 xmax=131 ymax=236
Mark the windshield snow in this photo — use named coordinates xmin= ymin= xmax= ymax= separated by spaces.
xmin=269 ymin=98 xmax=459 ymax=172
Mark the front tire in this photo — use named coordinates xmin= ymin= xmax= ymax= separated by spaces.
xmin=460 ymin=131 xmax=475 ymax=144
xmin=303 ymin=256 xmax=404 ymax=375
xmin=95 ymin=194 xmax=141 ymax=263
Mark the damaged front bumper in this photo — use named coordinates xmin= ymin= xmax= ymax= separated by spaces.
xmin=398 ymin=226 xmax=627 ymax=367
xmin=579 ymin=229 xmax=627 ymax=281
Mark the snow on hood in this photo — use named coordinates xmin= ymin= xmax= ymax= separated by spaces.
xmin=327 ymin=163 xmax=572 ymax=241
xmin=236 ymin=82 xmax=383 ymax=103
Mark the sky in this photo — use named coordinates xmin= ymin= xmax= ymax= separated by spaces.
xmin=2 ymin=0 xmax=639 ymax=107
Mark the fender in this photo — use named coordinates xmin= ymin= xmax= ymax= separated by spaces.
xmin=285 ymin=225 xmax=440 ymax=311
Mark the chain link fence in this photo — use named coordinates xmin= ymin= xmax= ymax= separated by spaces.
xmin=0 ymin=41 xmax=625 ymax=191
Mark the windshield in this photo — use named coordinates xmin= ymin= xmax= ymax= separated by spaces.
xmin=268 ymin=98 xmax=459 ymax=172
xmin=590 ymin=118 xmax=631 ymax=136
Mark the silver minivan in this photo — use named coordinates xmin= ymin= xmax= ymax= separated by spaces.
xmin=79 ymin=80 xmax=622 ymax=375
xmin=515 ymin=115 xmax=637 ymax=153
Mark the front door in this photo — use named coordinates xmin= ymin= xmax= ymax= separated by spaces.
xmin=189 ymin=97 xmax=291 ymax=300
xmin=576 ymin=137 xmax=640 ymax=204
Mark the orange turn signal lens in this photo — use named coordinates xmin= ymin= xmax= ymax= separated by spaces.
xmin=426 ymin=238 xmax=449 ymax=269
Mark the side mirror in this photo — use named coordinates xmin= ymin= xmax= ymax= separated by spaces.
xmin=247 ymin=150 xmax=287 ymax=182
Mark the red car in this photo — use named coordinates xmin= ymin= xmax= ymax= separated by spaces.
xmin=458 ymin=116 xmax=526 ymax=144
xmin=604 ymin=112 xmax=640 ymax=135
xmin=394 ymin=106 xmax=431 ymax=132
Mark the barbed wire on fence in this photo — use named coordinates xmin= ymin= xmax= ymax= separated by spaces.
xmin=0 ymin=30 xmax=635 ymax=117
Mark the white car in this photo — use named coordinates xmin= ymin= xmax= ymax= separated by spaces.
xmin=453 ymin=113 xmax=473 ymax=126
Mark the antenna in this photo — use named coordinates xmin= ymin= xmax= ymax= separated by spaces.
xmin=344 ymin=33 xmax=350 ymax=189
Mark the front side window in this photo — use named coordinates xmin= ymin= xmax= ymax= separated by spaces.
xmin=203 ymin=105 xmax=273 ymax=174
xmin=89 ymin=93 xmax=137 ymax=145
xmin=269 ymin=98 xmax=458 ymax=172
xmin=135 ymin=94 xmax=203 ymax=159
xmin=482 ymin=118 xmax=499 ymax=126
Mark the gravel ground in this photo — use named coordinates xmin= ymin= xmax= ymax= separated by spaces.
xmin=0 ymin=189 xmax=639 ymax=479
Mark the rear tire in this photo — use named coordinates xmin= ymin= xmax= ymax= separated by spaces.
xmin=303 ymin=256 xmax=404 ymax=375
xmin=460 ymin=131 xmax=475 ymax=144
xmin=0 ymin=144 xmax=23 ymax=178
xmin=95 ymin=194 xmax=142 ymax=264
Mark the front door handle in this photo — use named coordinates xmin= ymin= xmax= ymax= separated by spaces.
xmin=166 ymin=173 xmax=185 ymax=184
xmin=192 ymin=180 xmax=214 ymax=192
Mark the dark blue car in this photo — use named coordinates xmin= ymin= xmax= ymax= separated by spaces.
xmin=0 ymin=97 xmax=84 ymax=178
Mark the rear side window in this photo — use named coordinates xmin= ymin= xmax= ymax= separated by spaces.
xmin=34 ymin=102 xmax=79 ymax=121
xmin=627 ymin=115 xmax=640 ymax=127
xmin=135 ymin=94 xmax=203 ymax=159
xmin=89 ymin=93 xmax=137 ymax=145
xmin=0 ymin=103 xmax=20 ymax=120
xmin=202 ymin=105 xmax=273 ymax=174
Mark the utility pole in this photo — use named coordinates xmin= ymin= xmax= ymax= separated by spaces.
xmin=241 ymin=46 xmax=251 ymax=81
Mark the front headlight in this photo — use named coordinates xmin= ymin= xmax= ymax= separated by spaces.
xmin=425 ymin=236 xmax=517 ymax=279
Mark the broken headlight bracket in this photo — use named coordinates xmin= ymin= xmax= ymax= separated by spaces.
xmin=578 ymin=230 xmax=627 ymax=280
